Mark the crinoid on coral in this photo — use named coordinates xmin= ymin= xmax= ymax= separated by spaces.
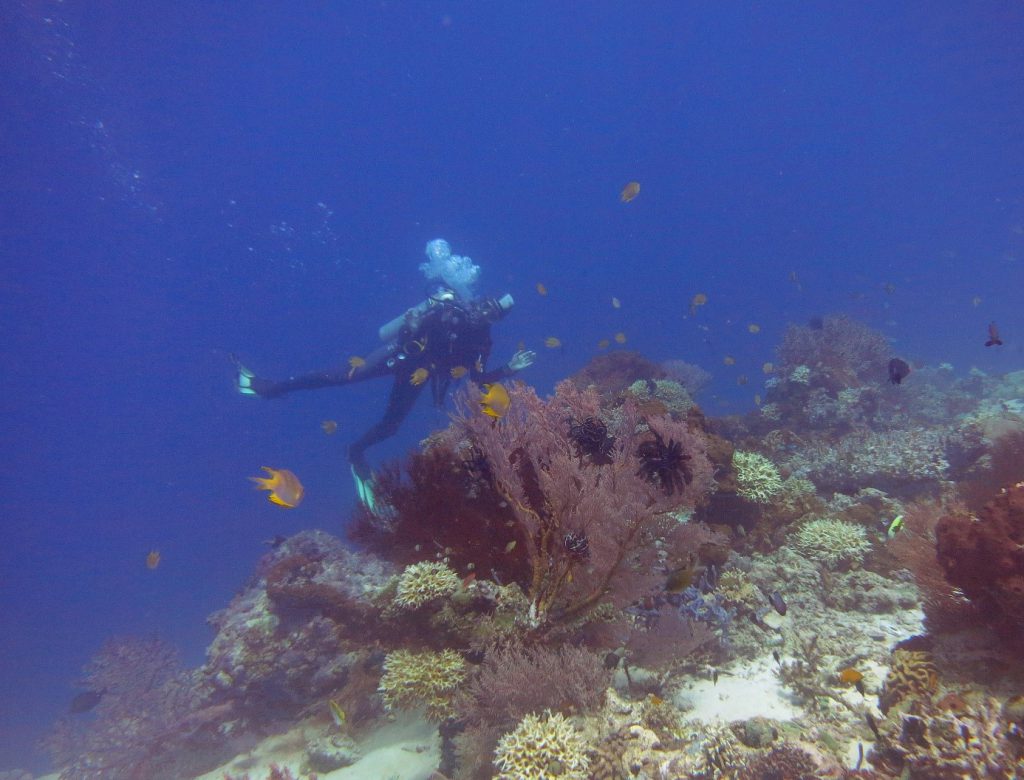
xmin=731 ymin=450 xmax=783 ymax=503
xmin=636 ymin=428 xmax=693 ymax=495
xmin=791 ymin=517 xmax=872 ymax=568
xmin=393 ymin=560 xmax=461 ymax=610
xmin=568 ymin=415 xmax=616 ymax=464
xmin=492 ymin=710 xmax=590 ymax=780
xmin=378 ymin=648 xmax=467 ymax=721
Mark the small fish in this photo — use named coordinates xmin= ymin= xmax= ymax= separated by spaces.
xmin=321 ymin=419 xmax=338 ymax=435
xmin=736 ymin=375 xmax=748 ymax=386
xmin=689 ymin=292 xmax=708 ymax=316
xmin=762 ymin=362 xmax=775 ymax=374
xmin=985 ymin=321 xmax=1003 ymax=347
xmin=410 ymin=367 xmax=430 ymax=386
xmin=747 ymin=323 xmax=761 ymax=334
xmin=544 ymin=336 xmax=562 ymax=348
xmin=772 ymin=650 xmax=781 ymax=664
xmin=754 ymin=394 xmax=762 ymax=406
xmin=665 ymin=563 xmax=698 ymax=593
xmin=887 ymin=515 xmax=905 ymax=539
xmin=723 ymin=355 xmax=735 ymax=366
xmin=888 ymin=358 xmax=911 ymax=385
xmin=619 ymin=181 xmax=641 ymax=203
xmin=767 ymin=590 xmax=787 ymax=616
xmin=712 ymin=668 xmax=719 ymax=685
xmin=838 ymin=667 xmax=863 ymax=685
xmin=461 ymin=572 xmax=476 ymax=588
xmin=504 ymin=540 xmax=517 ymax=553
xmin=536 ymin=282 xmax=548 ymax=296
xmin=614 ymin=332 xmax=626 ymax=344
xmin=450 ymin=365 xmax=468 ymax=379
xmin=250 ymin=467 xmax=304 ymax=508
xmin=480 ymin=382 xmax=511 ymax=419
xmin=329 ymin=699 xmax=346 ymax=728
xmin=788 ymin=270 xmax=802 ymax=291
xmin=865 ymin=712 xmax=882 ymax=741
xmin=648 ymin=693 xmax=664 ymax=706
xmin=883 ymin=282 xmax=896 ymax=294
xmin=347 ymin=355 xmax=365 ymax=379
xmin=69 ymin=689 xmax=106 ymax=714
xmin=597 ymin=339 xmax=610 ymax=350
xmin=603 ymin=652 xmax=620 ymax=669
xmin=855 ymin=679 xmax=866 ymax=696
xmin=145 ymin=549 xmax=161 ymax=570
xmin=971 ymin=295 xmax=982 ymax=307
xmin=611 ymin=297 xmax=621 ymax=309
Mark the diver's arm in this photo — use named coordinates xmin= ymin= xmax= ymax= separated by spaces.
xmin=474 ymin=349 xmax=536 ymax=384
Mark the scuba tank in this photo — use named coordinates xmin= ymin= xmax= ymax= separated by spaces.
xmin=378 ymin=288 xmax=456 ymax=343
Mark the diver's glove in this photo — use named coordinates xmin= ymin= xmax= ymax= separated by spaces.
xmin=507 ymin=349 xmax=536 ymax=373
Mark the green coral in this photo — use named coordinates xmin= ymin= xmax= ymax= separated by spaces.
xmin=493 ymin=710 xmax=590 ymax=780
xmin=792 ymin=517 xmax=871 ymax=568
xmin=394 ymin=561 xmax=461 ymax=609
xmin=732 ymin=450 xmax=783 ymax=503
xmin=628 ymin=378 xmax=695 ymax=416
xmin=377 ymin=648 xmax=466 ymax=720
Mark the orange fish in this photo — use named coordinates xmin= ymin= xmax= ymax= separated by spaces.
xmin=723 ymin=355 xmax=735 ymax=366
xmin=762 ymin=362 xmax=775 ymax=374
xmin=450 ymin=365 xmax=468 ymax=379
xmin=544 ymin=337 xmax=562 ymax=348
xmin=597 ymin=339 xmax=610 ymax=350
xmin=347 ymin=356 xmax=365 ymax=379
xmin=461 ymin=572 xmax=477 ymax=589
xmin=410 ymin=367 xmax=430 ymax=385
xmin=614 ymin=332 xmax=627 ymax=344
xmin=250 ymin=467 xmax=304 ymax=508
xmin=748 ymin=323 xmax=761 ymax=334
xmin=838 ymin=667 xmax=863 ymax=685
xmin=146 ymin=550 xmax=161 ymax=570
xmin=536 ymin=282 xmax=548 ymax=296
xmin=689 ymin=292 xmax=708 ymax=316
xmin=321 ymin=420 xmax=338 ymax=435
xmin=619 ymin=181 xmax=641 ymax=202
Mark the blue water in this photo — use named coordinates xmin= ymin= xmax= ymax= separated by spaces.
xmin=2 ymin=2 xmax=1022 ymax=773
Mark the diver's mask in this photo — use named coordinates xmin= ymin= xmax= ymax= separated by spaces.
xmin=473 ymin=293 xmax=514 ymax=324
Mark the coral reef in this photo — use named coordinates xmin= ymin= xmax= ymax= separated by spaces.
xmin=394 ymin=561 xmax=462 ymax=609
xmin=378 ymin=649 xmax=467 ymax=721
xmin=492 ymin=710 xmax=590 ymax=780
xmin=879 ymin=647 xmax=938 ymax=714
xmin=936 ymin=481 xmax=1024 ymax=643
xmin=791 ymin=517 xmax=872 ymax=568
xmin=731 ymin=450 xmax=783 ymax=503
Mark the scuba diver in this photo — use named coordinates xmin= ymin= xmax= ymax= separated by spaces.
xmin=234 ymin=242 xmax=535 ymax=512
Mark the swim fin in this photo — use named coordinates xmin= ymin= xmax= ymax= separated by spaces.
xmin=232 ymin=354 xmax=258 ymax=396
xmin=351 ymin=465 xmax=378 ymax=514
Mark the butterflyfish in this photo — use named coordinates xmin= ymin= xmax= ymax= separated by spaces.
xmin=762 ymin=362 xmax=775 ymax=374
xmin=614 ymin=332 xmax=627 ymax=344
xmin=410 ymin=367 xmax=430 ymax=385
xmin=450 ymin=365 xmax=468 ymax=379
xmin=321 ymin=420 xmax=338 ymax=435
xmin=619 ymin=181 xmax=641 ymax=203
xmin=536 ymin=282 xmax=548 ymax=296
xmin=480 ymin=382 xmax=511 ymax=419
xmin=748 ymin=323 xmax=761 ymax=334
xmin=544 ymin=336 xmax=562 ymax=348
xmin=146 ymin=550 xmax=161 ymax=570
xmin=250 ymin=467 xmax=304 ymax=508
xmin=347 ymin=356 xmax=365 ymax=379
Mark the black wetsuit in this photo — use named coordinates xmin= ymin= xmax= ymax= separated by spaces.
xmin=251 ymin=299 xmax=513 ymax=478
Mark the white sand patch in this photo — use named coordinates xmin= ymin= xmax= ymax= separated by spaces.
xmin=194 ymin=712 xmax=439 ymax=780
xmin=674 ymin=655 xmax=800 ymax=724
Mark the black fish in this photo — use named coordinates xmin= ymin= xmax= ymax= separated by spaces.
xmin=69 ymin=689 xmax=105 ymax=714
xmin=865 ymin=712 xmax=882 ymax=741
xmin=767 ymin=590 xmax=787 ymax=616
xmin=985 ymin=321 xmax=1003 ymax=347
xmin=887 ymin=358 xmax=910 ymax=385
xmin=603 ymin=652 xmax=620 ymax=670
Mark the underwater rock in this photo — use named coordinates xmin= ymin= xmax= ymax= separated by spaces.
xmin=830 ymin=569 xmax=919 ymax=613
xmin=305 ymin=732 xmax=361 ymax=772
xmin=733 ymin=716 xmax=779 ymax=748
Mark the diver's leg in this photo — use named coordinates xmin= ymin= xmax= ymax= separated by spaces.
xmin=235 ymin=344 xmax=395 ymax=398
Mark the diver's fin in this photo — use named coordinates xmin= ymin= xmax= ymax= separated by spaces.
xmin=233 ymin=354 xmax=258 ymax=396
xmin=351 ymin=465 xmax=378 ymax=513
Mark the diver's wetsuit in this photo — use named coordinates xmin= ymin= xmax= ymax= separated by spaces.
xmin=247 ymin=297 xmax=514 ymax=480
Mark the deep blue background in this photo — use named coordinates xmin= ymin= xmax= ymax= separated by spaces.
xmin=2 ymin=2 xmax=1023 ymax=772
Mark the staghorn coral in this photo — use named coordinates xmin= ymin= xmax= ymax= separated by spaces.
xmin=394 ymin=560 xmax=461 ymax=609
xmin=792 ymin=517 xmax=871 ymax=568
xmin=492 ymin=710 xmax=590 ymax=780
xmin=378 ymin=648 xmax=467 ymax=721
xmin=732 ymin=450 xmax=783 ymax=503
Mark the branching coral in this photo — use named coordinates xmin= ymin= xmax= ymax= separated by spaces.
xmin=456 ymin=380 xmax=714 ymax=632
xmin=492 ymin=710 xmax=590 ymax=780
xmin=732 ymin=450 xmax=783 ymax=503
xmin=378 ymin=649 xmax=467 ymax=721
xmin=792 ymin=517 xmax=871 ymax=568
xmin=393 ymin=561 xmax=461 ymax=609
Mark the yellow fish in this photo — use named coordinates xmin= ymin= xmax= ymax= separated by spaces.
xmin=619 ymin=181 xmax=640 ymax=203
xmin=480 ymin=382 xmax=511 ymax=419
xmin=597 ymin=339 xmax=610 ymax=350
xmin=347 ymin=356 xmax=365 ymax=379
xmin=329 ymin=699 xmax=346 ymax=728
xmin=723 ymin=355 xmax=735 ymax=366
xmin=321 ymin=420 xmax=338 ymax=435
xmin=536 ymin=282 xmax=548 ymax=296
xmin=505 ymin=540 xmax=517 ymax=553
xmin=762 ymin=362 xmax=775 ymax=374
xmin=146 ymin=550 xmax=161 ymax=570
xmin=754 ymin=394 xmax=762 ymax=406
xmin=544 ymin=337 xmax=562 ymax=348
xmin=614 ymin=332 xmax=626 ymax=344
xmin=689 ymin=292 xmax=708 ymax=316
xmin=410 ymin=367 xmax=429 ymax=386
xmin=250 ymin=467 xmax=304 ymax=508
xmin=611 ymin=297 xmax=621 ymax=309
xmin=748 ymin=323 xmax=761 ymax=334
xmin=450 ymin=365 xmax=468 ymax=379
